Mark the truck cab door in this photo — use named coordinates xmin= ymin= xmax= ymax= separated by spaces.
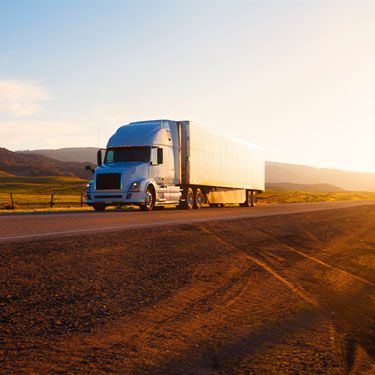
xmin=150 ymin=147 xmax=178 ymax=202
xmin=150 ymin=147 xmax=165 ymax=185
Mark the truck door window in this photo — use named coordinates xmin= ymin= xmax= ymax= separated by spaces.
xmin=150 ymin=147 xmax=163 ymax=166
xmin=157 ymin=148 xmax=163 ymax=164
xmin=150 ymin=147 xmax=158 ymax=166
xmin=105 ymin=150 xmax=114 ymax=163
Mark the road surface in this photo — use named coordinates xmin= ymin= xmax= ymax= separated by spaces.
xmin=0 ymin=200 xmax=373 ymax=243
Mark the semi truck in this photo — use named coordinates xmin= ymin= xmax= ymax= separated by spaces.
xmin=85 ymin=119 xmax=264 ymax=211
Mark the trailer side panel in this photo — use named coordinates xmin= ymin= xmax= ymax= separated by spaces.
xmin=186 ymin=122 xmax=265 ymax=190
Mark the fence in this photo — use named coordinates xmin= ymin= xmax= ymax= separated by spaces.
xmin=0 ymin=193 xmax=86 ymax=210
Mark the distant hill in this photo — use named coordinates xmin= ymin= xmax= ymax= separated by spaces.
xmin=0 ymin=170 xmax=14 ymax=177
xmin=0 ymin=148 xmax=93 ymax=179
xmin=266 ymin=161 xmax=375 ymax=191
xmin=266 ymin=182 xmax=345 ymax=192
xmin=20 ymin=147 xmax=98 ymax=164
xmin=12 ymin=147 xmax=375 ymax=191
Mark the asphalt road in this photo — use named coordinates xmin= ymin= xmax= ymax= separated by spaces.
xmin=0 ymin=200 xmax=373 ymax=243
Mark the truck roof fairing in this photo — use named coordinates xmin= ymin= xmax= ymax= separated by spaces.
xmin=107 ymin=120 xmax=175 ymax=148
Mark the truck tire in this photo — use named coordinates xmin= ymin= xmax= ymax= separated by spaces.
xmin=194 ymin=188 xmax=203 ymax=209
xmin=241 ymin=190 xmax=252 ymax=207
xmin=241 ymin=190 xmax=256 ymax=207
xmin=251 ymin=191 xmax=257 ymax=207
xmin=93 ymin=203 xmax=106 ymax=211
xmin=179 ymin=187 xmax=194 ymax=210
xmin=140 ymin=186 xmax=155 ymax=211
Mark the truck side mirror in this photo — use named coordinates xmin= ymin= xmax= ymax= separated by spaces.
xmin=97 ymin=150 xmax=102 ymax=166
xmin=85 ymin=165 xmax=95 ymax=174
xmin=157 ymin=148 xmax=163 ymax=164
xmin=85 ymin=165 xmax=91 ymax=170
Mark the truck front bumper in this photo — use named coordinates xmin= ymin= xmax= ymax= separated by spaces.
xmin=85 ymin=192 xmax=145 ymax=206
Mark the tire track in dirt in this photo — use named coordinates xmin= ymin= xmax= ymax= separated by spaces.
xmin=254 ymin=228 xmax=374 ymax=287
xmin=132 ymin=254 xmax=255 ymax=343
xmin=198 ymin=226 xmax=320 ymax=308
xmin=243 ymin=223 xmax=375 ymax=362
xmin=34 ymin=252 xmax=259 ymax=373
xmin=199 ymin=225 xmax=375 ymax=373
xmin=32 ymin=226 xmax=340 ymax=373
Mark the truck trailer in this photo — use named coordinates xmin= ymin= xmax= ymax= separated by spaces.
xmin=85 ymin=119 xmax=264 ymax=211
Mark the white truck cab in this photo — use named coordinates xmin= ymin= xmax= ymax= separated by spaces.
xmin=86 ymin=120 xmax=181 ymax=211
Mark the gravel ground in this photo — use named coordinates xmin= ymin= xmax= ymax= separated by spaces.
xmin=0 ymin=205 xmax=374 ymax=374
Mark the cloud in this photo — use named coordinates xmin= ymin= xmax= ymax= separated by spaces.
xmin=0 ymin=79 xmax=50 ymax=116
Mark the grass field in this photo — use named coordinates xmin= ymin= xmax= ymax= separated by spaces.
xmin=0 ymin=176 xmax=374 ymax=212
xmin=0 ymin=176 xmax=87 ymax=194
xmin=258 ymin=189 xmax=375 ymax=204
xmin=0 ymin=176 xmax=88 ymax=211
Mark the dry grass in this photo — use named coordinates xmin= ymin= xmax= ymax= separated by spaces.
xmin=0 ymin=176 xmax=374 ymax=212
xmin=0 ymin=176 xmax=88 ymax=211
xmin=0 ymin=193 xmax=87 ymax=211
xmin=0 ymin=175 xmax=87 ymax=194
xmin=258 ymin=189 xmax=375 ymax=204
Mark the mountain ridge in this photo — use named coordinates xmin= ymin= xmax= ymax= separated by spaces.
xmin=0 ymin=148 xmax=93 ymax=180
xmin=5 ymin=147 xmax=375 ymax=191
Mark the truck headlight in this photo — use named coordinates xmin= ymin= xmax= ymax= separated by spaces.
xmin=130 ymin=181 xmax=141 ymax=192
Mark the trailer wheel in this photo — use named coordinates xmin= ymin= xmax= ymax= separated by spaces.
xmin=93 ymin=203 xmax=106 ymax=211
xmin=140 ymin=186 xmax=155 ymax=211
xmin=251 ymin=191 xmax=257 ymax=207
xmin=194 ymin=188 xmax=203 ymax=209
xmin=242 ymin=190 xmax=256 ymax=207
xmin=241 ymin=190 xmax=251 ymax=207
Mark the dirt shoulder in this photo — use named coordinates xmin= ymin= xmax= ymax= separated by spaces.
xmin=0 ymin=206 xmax=374 ymax=374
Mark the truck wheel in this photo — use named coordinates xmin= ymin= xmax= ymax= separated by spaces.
xmin=179 ymin=187 xmax=194 ymax=209
xmin=241 ymin=190 xmax=251 ymax=207
xmin=194 ymin=188 xmax=203 ymax=209
xmin=140 ymin=186 xmax=155 ymax=211
xmin=251 ymin=191 xmax=257 ymax=207
xmin=93 ymin=203 xmax=106 ymax=211
xmin=242 ymin=190 xmax=255 ymax=207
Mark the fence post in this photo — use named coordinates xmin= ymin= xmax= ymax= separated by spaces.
xmin=10 ymin=193 xmax=14 ymax=210
xmin=50 ymin=194 xmax=54 ymax=208
xmin=80 ymin=192 xmax=83 ymax=207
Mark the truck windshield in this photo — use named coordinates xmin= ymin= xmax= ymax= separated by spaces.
xmin=104 ymin=147 xmax=150 ymax=163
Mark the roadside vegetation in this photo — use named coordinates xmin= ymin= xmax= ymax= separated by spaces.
xmin=258 ymin=189 xmax=375 ymax=204
xmin=0 ymin=176 xmax=87 ymax=194
xmin=0 ymin=176 xmax=88 ymax=211
xmin=0 ymin=176 xmax=374 ymax=212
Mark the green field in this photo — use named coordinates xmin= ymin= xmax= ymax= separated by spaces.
xmin=0 ymin=176 xmax=374 ymax=212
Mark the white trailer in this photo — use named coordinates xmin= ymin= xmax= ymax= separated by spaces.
xmin=85 ymin=120 xmax=264 ymax=211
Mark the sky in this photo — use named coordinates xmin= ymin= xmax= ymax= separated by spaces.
xmin=0 ymin=0 xmax=374 ymax=172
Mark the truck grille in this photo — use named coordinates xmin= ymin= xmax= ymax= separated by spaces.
xmin=96 ymin=173 xmax=121 ymax=190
